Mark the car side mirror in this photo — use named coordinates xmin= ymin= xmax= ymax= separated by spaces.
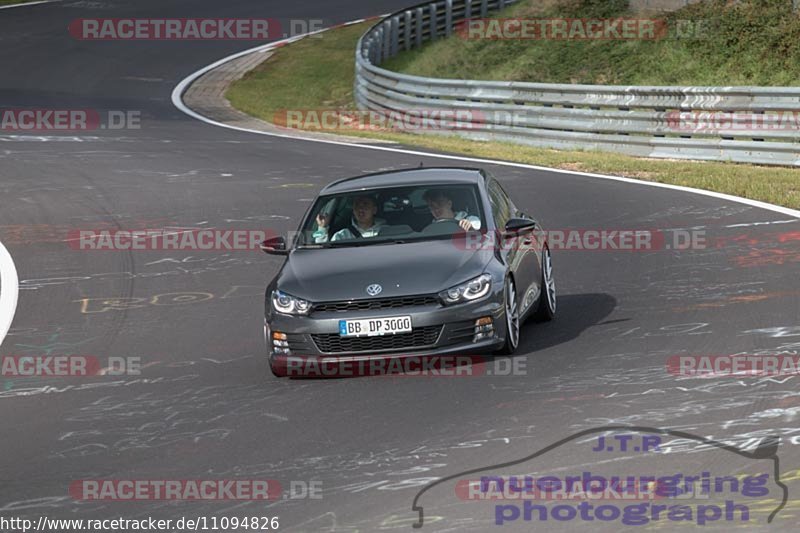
xmin=503 ymin=218 xmax=537 ymax=236
xmin=261 ymin=236 xmax=288 ymax=256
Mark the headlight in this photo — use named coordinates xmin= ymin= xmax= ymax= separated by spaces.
xmin=271 ymin=290 xmax=312 ymax=315
xmin=439 ymin=274 xmax=492 ymax=306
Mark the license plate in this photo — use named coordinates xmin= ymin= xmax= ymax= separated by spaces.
xmin=339 ymin=316 xmax=412 ymax=337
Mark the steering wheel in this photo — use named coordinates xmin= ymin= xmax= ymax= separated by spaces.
xmin=421 ymin=219 xmax=463 ymax=235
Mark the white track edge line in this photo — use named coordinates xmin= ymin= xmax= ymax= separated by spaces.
xmin=0 ymin=0 xmax=59 ymax=346
xmin=0 ymin=238 xmax=19 ymax=348
xmin=0 ymin=0 xmax=58 ymax=11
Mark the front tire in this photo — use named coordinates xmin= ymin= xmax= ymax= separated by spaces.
xmin=533 ymin=245 xmax=556 ymax=321
xmin=498 ymin=277 xmax=520 ymax=355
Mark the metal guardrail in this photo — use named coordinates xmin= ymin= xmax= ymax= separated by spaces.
xmin=354 ymin=0 xmax=800 ymax=166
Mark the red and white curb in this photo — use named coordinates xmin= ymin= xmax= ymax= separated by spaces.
xmin=172 ymin=16 xmax=800 ymax=221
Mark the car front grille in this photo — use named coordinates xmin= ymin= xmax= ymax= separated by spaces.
xmin=312 ymin=295 xmax=439 ymax=313
xmin=311 ymin=325 xmax=443 ymax=354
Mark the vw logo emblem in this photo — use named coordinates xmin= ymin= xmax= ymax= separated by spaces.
xmin=366 ymin=284 xmax=383 ymax=296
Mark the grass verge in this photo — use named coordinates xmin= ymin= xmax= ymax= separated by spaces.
xmin=226 ymin=20 xmax=800 ymax=210
xmin=384 ymin=0 xmax=800 ymax=86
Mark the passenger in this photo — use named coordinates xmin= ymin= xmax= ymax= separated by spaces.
xmin=313 ymin=195 xmax=386 ymax=243
xmin=423 ymin=189 xmax=481 ymax=231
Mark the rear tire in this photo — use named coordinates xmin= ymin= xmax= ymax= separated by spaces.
xmin=533 ymin=246 xmax=556 ymax=322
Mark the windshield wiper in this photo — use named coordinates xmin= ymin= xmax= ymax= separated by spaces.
xmin=296 ymin=243 xmax=333 ymax=249
xmin=302 ymin=237 xmax=451 ymax=249
xmin=331 ymin=239 xmax=410 ymax=247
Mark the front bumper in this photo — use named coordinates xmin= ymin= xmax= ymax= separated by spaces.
xmin=265 ymin=292 xmax=506 ymax=359
xmin=269 ymin=338 xmax=505 ymax=378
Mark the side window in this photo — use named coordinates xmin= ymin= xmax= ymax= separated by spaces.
xmin=302 ymin=198 xmax=337 ymax=244
xmin=495 ymin=180 xmax=517 ymax=215
xmin=408 ymin=188 xmax=428 ymax=209
xmin=332 ymin=197 xmax=353 ymax=232
xmin=308 ymin=197 xmax=347 ymax=232
xmin=313 ymin=198 xmax=338 ymax=229
xmin=488 ymin=179 xmax=513 ymax=229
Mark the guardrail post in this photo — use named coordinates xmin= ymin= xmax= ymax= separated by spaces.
xmin=499 ymin=0 xmax=506 ymax=9
xmin=416 ymin=7 xmax=424 ymax=47
xmin=390 ymin=16 xmax=400 ymax=57
xmin=465 ymin=0 xmax=473 ymax=18
xmin=404 ymin=11 xmax=413 ymax=51
xmin=382 ymin=21 xmax=391 ymax=62
xmin=370 ymin=36 xmax=380 ymax=65
xmin=445 ymin=0 xmax=453 ymax=36
xmin=430 ymin=3 xmax=438 ymax=40
xmin=480 ymin=0 xmax=488 ymax=17
xmin=354 ymin=44 xmax=364 ymax=110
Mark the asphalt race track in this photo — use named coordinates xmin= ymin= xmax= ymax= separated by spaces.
xmin=1 ymin=1 xmax=800 ymax=531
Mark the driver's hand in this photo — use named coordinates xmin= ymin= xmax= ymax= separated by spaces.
xmin=458 ymin=219 xmax=473 ymax=231
xmin=316 ymin=213 xmax=329 ymax=228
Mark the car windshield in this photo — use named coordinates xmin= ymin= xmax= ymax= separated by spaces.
xmin=295 ymin=184 xmax=486 ymax=248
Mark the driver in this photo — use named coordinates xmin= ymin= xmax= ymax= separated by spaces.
xmin=313 ymin=195 xmax=386 ymax=243
xmin=423 ymin=189 xmax=481 ymax=231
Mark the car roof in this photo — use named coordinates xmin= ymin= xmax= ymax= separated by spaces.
xmin=320 ymin=167 xmax=486 ymax=195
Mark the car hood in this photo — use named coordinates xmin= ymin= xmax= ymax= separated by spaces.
xmin=276 ymin=240 xmax=495 ymax=302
